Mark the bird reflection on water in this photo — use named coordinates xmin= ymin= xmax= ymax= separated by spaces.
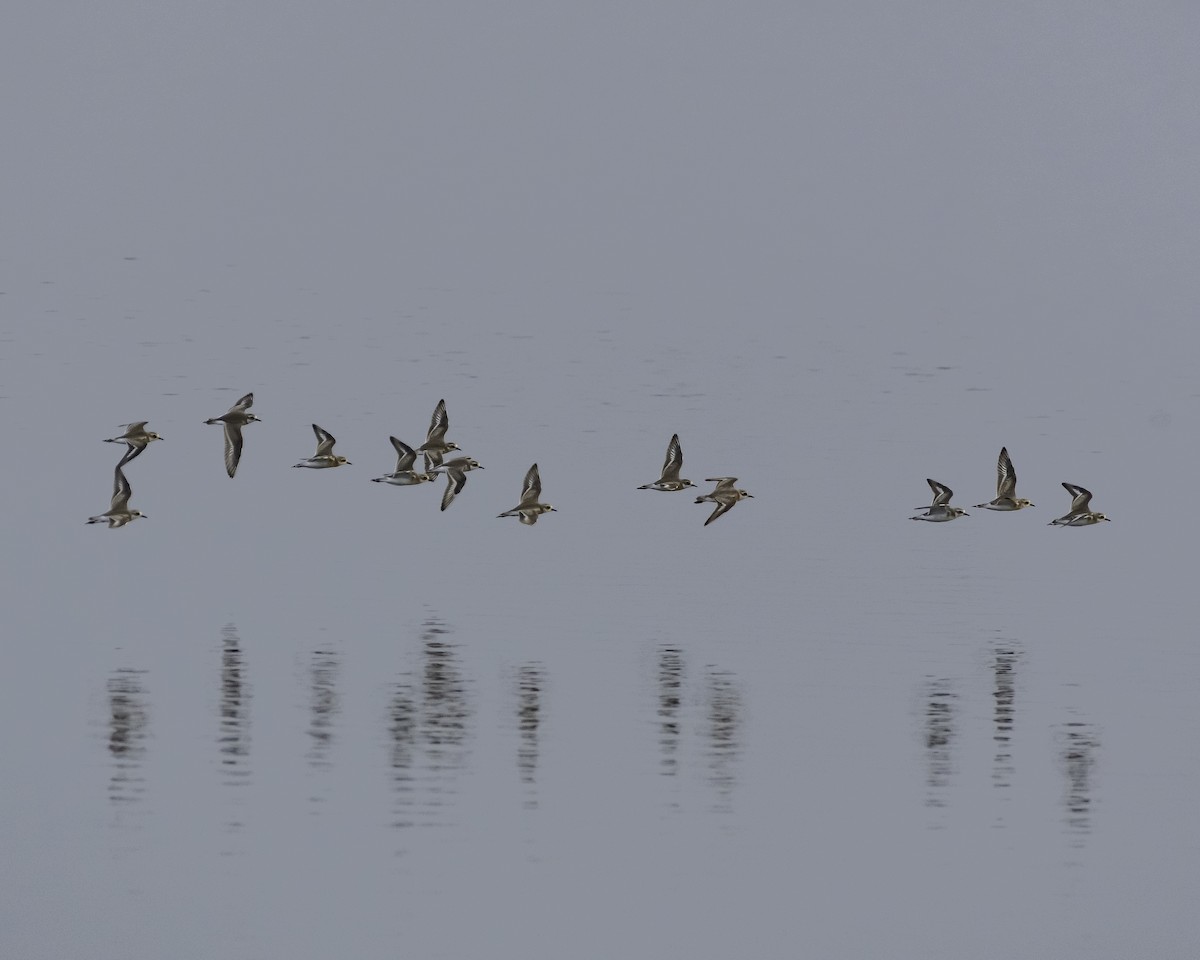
xmin=656 ymin=646 xmax=684 ymax=781
xmin=516 ymin=663 xmax=545 ymax=810
xmin=992 ymin=644 xmax=1020 ymax=795
xmin=704 ymin=667 xmax=742 ymax=815
xmin=388 ymin=618 xmax=473 ymax=834
xmin=218 ymin=624 xmax=252 ymax=832
xmin=923 ymin=678 xmax=958 ymax=814
xmin=652 ymin=644 xmax=743 ymax=814
xmin=306 ymin=646 xmax=340 ymax=809
xmin=1060 ymin=716 xmax=1100 ymax=849
xmin=107 ymin=668 xmax=150 ymax=811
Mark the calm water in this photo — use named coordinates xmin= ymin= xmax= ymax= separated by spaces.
xmin=4 ymin=3 xmax=1200 ymax=958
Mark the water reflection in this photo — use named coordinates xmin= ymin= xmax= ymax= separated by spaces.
xmin=387 ymin=618 xmax=473 ymax=832
xmin=651 ymin=645 xmax=742 ymax=813
xmin=387 ymin=678 xmax=417 ymax=829
xmin=656 ymin=645 xmax=684 ymax=779
xmin=516 ymin=663 xmax=545 ymax=810
xmin=218 ymin=624 xmax=251 ymax=830
xmin=992 ymin=643 xmax=1019 ymax=793
xmin=704 ymin=667 xmax=742 ymax=814
xmin=923 ymin=678 xmax=957 ymax=812
xmin=107 ymin=668 xmax=150 ymax=808
xmin=1060 ymin=716 xmax=1100 ymax=847
xmin=306 ymin=646 xmax=340 ymax=807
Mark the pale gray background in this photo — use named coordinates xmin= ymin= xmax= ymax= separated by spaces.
xmin=3 ymin=2 xmax=1199 ymax=958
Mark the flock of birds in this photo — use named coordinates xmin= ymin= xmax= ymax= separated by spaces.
xmin=910 ymin=447 xmax=1111 ymax=526
xmin=85 ymin=394 xmax=754 ymax=529
xmin=85 ymin=396 xmax=1110 ymax=530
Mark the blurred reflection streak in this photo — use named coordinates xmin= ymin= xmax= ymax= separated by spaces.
xmin=218 ymin=625 xmax=251 ymax=787
xmin=1060 ymin=718 xmax=1099 ymax=846
xmin=516 ymin=663 xmax=545 ymax=809
xmin=656 ymin=646 xmax=684 ymax=778
xmin=107 ymin=668 xmax=150 ymax=807
xmin=923 ymin=679 xmax=957 ymax=810
xmin=387 ymin=680 xmax=417 ymax=829
xmin=704 ymin=667 xmax=742 ymax=813
xmin=991 ymin=644 xmax=1019 ymax=792
xmin=388 ymin=618 xmax=473 ymax=832
xmin=307 ymin=647 xmax=340 ymax=773
xmin=419 ymin=620 xmax=469 ymax=824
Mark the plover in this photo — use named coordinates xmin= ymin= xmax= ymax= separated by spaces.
xmin=371 ymin=437 xmax=436 ymax=486
xmin=637 ymin=434 xmax=694 ymax=491
xmin=434 ymin=457 xmax=484 ymax=512
xmin=86 ymin=466 xmax=146 ymax=528
xmin=498 ymin=463 xmax=556 ymax=525
xmin=911 ymin=479 xmax=968 ymax=522
xmin=1049 ymin=483 xmax=1110 ymax=526
xmin=103 ymin=421 xmax=163 ymax=468
xmin=204 ymin=392 xmax=260 ymax=478
xmin=694 ymin=477 xmax=753 ymax=526
xmin=417 ymin=399 xmax=460 ymax=473
xmin=293 ymin=424 xmax=351 ymax=468
xmin=974 ymin=447 xmax=1034 ymax=510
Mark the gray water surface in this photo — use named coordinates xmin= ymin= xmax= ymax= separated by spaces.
xmin=3 ymin=3 xmax=1200 ymax=958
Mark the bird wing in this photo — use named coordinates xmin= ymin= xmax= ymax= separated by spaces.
xmin=426 ymin=399 xmax=449 ymax=443
xmin=660 ymin=434 xmax=683 ymax=480
xmin=224 ymin=423 xmax=244 ymax=477
xmin=1062 ymin=482 xmax=1092 ymax=513
xmin=996 ymin=448 xmax=1016 ymax=498
xmin=927 ymin=478 xmax=953 ymax=506
xmin=111 ymin=467 xmax=132 ymax=511
xmin=440 ymin=468 xmax=468 ymax=511
xmin=389 ymin=436 xmax=417 ymax=472
xmin=705 ymin=477 xmax=738 ymax=493
xmin=521 ymin=463 xmax=542 ymax=504
xmin=704 ymin=499 xmax=735 ymax=526
xmin=312 ymin=424 xmax=336 ymax=457
xmin=116 ymin=442 xmax=145 ymax=468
